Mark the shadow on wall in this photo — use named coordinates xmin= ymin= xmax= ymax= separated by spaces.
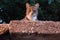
xmin=10 ymin=32 xmax=60 ymax=40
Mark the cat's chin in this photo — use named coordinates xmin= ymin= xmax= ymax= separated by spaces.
xmin=33 ymin=16 xmax=38 ymax=21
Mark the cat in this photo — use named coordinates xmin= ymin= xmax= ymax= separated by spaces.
xmin=21 ymin=3 xmax=39 ymax=21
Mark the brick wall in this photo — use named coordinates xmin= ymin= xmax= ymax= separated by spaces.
xmin=0 ymin=20 xmax=60 ymax=40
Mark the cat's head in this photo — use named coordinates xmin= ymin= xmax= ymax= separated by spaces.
xmin=26 ymin=3 xmax=39 ymax=21
xmin=26 ymin=3 xmax=39 ymax=15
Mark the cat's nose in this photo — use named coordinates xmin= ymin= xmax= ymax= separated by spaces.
xmin=33 ymin=10 xmax=36 ymax=12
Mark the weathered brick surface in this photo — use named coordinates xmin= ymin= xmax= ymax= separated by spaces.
xmin=9 ymin=20 xmax=60 ymax=34
xmin=0 ymin=20 xmax=60 ymax=40
xmin=0 ymin=24 xmax=9 ymax=35
xmin=0 ymin=24 xmax=10 ymax=40
xmin=9 ymin=20 xmax=60 ymax=40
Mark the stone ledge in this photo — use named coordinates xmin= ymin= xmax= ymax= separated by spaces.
xmin=9 ymin=20 xmax=60 ymax=34
xmin=9 ymin=20 xmax=60 ymax=40
xmin=0 ymin=24 xmax=9 ymax=35
xmin=0 ymin=20 xmax=60 ymax=40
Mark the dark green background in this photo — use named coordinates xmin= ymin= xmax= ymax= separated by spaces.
xmin=0 ymin=0 xmax=60 ymax=23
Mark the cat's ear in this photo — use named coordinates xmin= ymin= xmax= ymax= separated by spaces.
xmin=34 ymin=3 xmax=39 ymax=9
xmin=26 ymin=3 xmax=30 ymax=8
xmin=26 ymin=3 xmax=32 ymax=15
